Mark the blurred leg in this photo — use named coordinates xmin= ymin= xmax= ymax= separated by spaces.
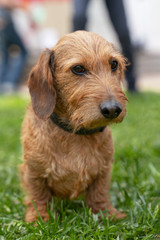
xmin=0 ymin=8 xmax=27 ymax=92
xmin=105 ymin=0 xmax=136 ymax=91
xmin=73 ymin=0 xmax=90 ymax=31
xmin=0 ymin=37 xmax=8 ymax=86
xmin=0 ymin=8 xmax=10 ymax=86
xmin=6 ymin=21 xmax=27 ymax=88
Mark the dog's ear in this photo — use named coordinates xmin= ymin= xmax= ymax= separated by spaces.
xmin=28 ymin=49 xmax=56 ymax=120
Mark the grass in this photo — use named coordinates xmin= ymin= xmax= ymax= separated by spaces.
xmin=0 ymin=92 xmax=160 ymax=240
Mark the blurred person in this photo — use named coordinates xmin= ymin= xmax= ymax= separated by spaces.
xmin=0 ymin=0 xmax=27 ymax=94
xmin=73 ymin=0 xmax=137 ymax=92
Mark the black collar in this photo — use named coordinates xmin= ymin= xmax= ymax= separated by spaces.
xmin=50 ymin=112 xmax=106 ymax=135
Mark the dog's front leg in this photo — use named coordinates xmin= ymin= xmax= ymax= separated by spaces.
xmin=20 ymin=164 xmax=52 ymax=222
xmin=85 ymin=164 xmax=126 ymax=219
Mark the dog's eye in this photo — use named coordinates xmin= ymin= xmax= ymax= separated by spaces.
xmin=71 ymin=65 xmax=86 ymax=76
xmin=110 ymin=60 xmax=118 ymax=72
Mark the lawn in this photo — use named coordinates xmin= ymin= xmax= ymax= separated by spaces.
xmin=0 ymin=92 xmax=160 ymax=240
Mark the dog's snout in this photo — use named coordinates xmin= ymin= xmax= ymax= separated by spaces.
xmin=100 ymin=101 xmax=122 ymax=119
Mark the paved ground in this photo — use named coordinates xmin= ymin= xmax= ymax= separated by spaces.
xmin=135 ymin=52 xmax=160 ymax=92
xmin=138 ymin=73 xmax=160 ymax=92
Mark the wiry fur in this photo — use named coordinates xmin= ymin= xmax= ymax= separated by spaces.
xmin=20 ymin=31 xmax=128 ymax=222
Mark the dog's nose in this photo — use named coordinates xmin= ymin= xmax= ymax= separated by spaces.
xmin=100 ymin=100 xmax=122 ymax=119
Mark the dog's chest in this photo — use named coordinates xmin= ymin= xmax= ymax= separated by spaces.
xmin=46 ymin=138 xmax=107 ymax=199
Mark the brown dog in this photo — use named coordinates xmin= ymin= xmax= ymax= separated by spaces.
xmin=20 ymin=31 xmax=128 ymax=222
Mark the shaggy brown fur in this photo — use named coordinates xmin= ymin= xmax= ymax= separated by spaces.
xmin=20 ymin=31 xmax=128 ymax=222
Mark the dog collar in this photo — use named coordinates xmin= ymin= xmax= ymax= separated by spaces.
xmin=50 ymin=112 xmax=106 ymax=135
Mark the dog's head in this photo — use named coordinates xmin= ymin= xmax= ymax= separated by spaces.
xmin=28 ymin=31 xmax=128 ymax=130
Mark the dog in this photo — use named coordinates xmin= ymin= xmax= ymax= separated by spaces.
xmin=20 ymin=31 xmax=128 ymax=222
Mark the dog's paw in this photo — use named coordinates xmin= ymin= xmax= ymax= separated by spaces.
xmin=108 ymin=206 xmax=126 ymax=219
xmin=25 ymin=204 xmax=49 ymax=223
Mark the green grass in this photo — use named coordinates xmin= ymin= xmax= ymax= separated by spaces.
xmin=0 ymin=92 xmax=160 ymax=240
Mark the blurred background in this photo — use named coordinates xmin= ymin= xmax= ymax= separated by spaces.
xmin=0 ymin=0 xmax=160 ymax=94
